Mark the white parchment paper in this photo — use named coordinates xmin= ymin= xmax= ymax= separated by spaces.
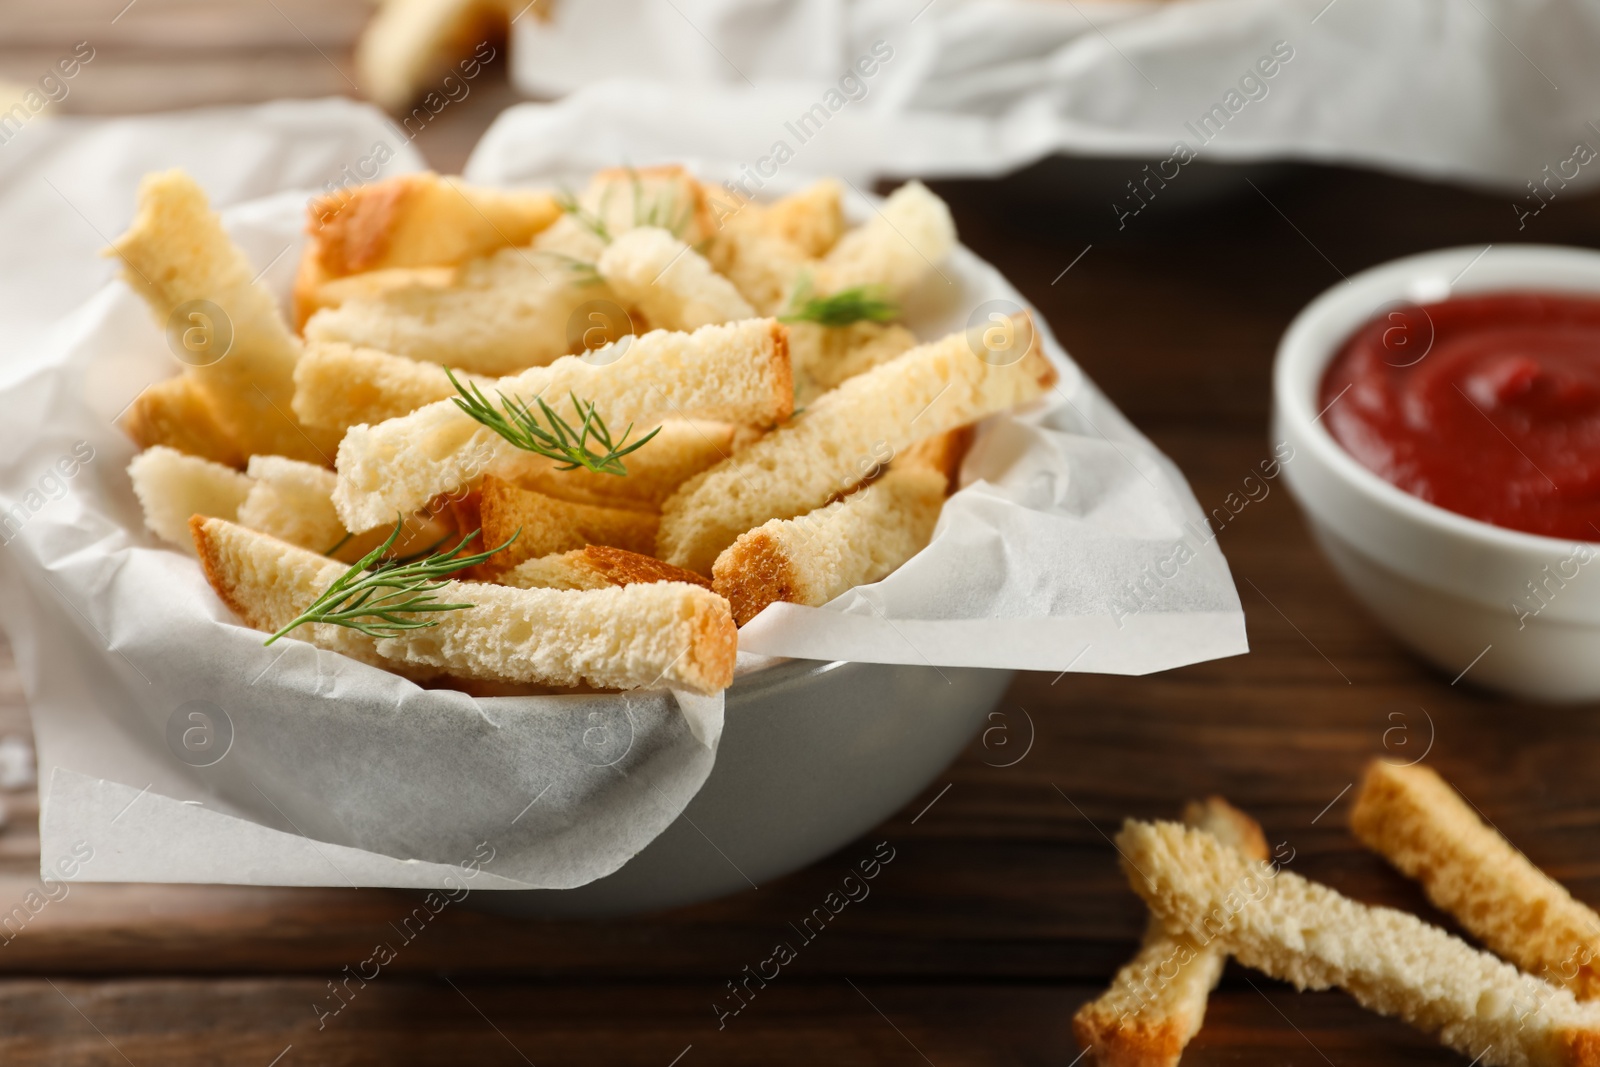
xmin=505 ymin=0 xmax=1600 ymax=193
xmin=0 ymin=99 xmax=1243 ymax=889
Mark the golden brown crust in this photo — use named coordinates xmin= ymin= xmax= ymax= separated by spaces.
xmin=476 ymin=476 xmax=659 ymax=576
xmin=579 ymin=546 xmax=711 ymax=589
xmin=898 ymin=425 xmax=974 ymax=495
xmin=768 ymin=319 xmax=794 ymax=425
xmin=1071 ymin=1014 xmax=1185 ymax=1067
xmin=682 ymin=587 xmax=739 ymax=694
xmin=1352 ymin=759 xmax=1600 ymax=1001
xmin=712 ymin=530 xmax=800 ymax=626
xmin=189 ymin=514 xmax=259 ymax=628
xmin=122 ymin=377 xmax=246 ymax=469
xmin=308 ymin=177 xmax=411 ymax=278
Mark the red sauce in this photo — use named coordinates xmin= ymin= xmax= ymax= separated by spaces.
xmin=1319 ymin=292 xmax=1600 ymax=540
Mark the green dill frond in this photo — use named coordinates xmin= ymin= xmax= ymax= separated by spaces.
xmin=780 ymin=277 xmax=899 ymax=327
xmin=265 ymin=521 xmax=518 ymax=645
xmin=446 ymin=369 xmax=660 ymax=476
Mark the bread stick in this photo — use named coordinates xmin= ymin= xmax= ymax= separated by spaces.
xmin=789 ymin=320 xmax=918 ymax=406
xmin=109 ymin=170 xmax=338 ymax=464
xmin=332 ymin=318 xmax=792 ymax=532
xmin=711 ymin=465 xmax=945 ymax=625
xmin=303 ymin=240 xmax=616 ymax=376
xmin=306 ymin=172 xmax=559 ymax=278
xmin=597 ymin=226 xmax=755 ymax=331
xmin=293 ymin=263 xmax=454 ymax=330
xmin=658 ymin=316 xmax=1054 ymax=574
xmin=810 ymin=180 xmax=955 ymax=299
xmin=1072 ymin=800 xmax=1269 ymax=1067
xmin=128 ymin=446 xmax=253 ymax=551
xmin=190 ymin=517 xmax=737 ymax=694
xmin=1353 ymin=760 xmax=1600 ymax=1000
xmin=500 ymin=545 xmax=711 ymax=592
xmin=1117 ymin=819 xmax=1600 ymax=1067
xmin=121 ymin=376 xmax=245 ymax=468
xmin=501 ymin=419 xmax=755 ymax=511
xmin=753 ymin=179 xmax=845 ymax=257
xmin=292 ymin=341 xmax=492 ymax=433
xmin=469 ymin=476 xmax=659 ymax=575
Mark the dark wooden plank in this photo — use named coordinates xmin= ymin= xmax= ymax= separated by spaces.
xmin=0 ymin=978 xmax=1460 ymax=1067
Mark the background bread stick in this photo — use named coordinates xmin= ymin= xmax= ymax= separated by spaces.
xmin=1353 ymin=760 xmax=1600 ymax=1000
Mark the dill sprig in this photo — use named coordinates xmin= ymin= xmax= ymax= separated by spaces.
xmin=555 ymin=187 xmax=612 ymax=242
xmin=781 ymin=278 xmax=898 ymax=327
xmin=556 ymin=168 xmax=694 ymax=243
xmin=264 ymin=521 xmax=518 ymax=645
xmin=446 ymin=368 xmax=660 ymax=476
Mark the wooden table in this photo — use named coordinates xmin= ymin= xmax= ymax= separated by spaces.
xmin=4 ymin=3 xmax=1600 ymax=1063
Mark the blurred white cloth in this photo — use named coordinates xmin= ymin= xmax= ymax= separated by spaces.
xmin=508 ymin=0 xmax=1600 ymax=189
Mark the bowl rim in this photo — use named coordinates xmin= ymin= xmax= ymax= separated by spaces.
xmin=1273 ymin=243 xmax=1600 ymax=555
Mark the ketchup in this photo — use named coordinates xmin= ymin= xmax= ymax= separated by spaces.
xmin=1319 ymin=292 xmax=1600 ymax=541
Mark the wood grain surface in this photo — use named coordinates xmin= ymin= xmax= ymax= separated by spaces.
xmin=3 ymin=1 xmax=1600 ymax=1064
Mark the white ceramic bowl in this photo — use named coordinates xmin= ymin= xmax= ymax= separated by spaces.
xmin=472 ymin=659 xmax=1013 ymax=917
xmin=1273 ymin=245 xmax=1600 ymax=702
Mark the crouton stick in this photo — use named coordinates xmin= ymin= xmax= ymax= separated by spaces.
xmin=121 ymin=375 xmax=245 ymax=468
xmin=1117 ymin=819 xmax=1600 ymax=1067
xmin=711 ymin=465 xmax=946 ymax=626
xmin=658 ymin=315 xmax=1054 ymax=574
xmin=467 ymin=476 xmax=659 ymax=577
xmin=293 ymin=341 xmax=489 ymax=432
xmin=110 ymin=170 xmax=338 ymax=464
xmin=750 ymin=179 xmax=846 ymax=257
xmin=790 ymin=320 xmax=919 ymax=406
xmin=305 ymin=172 xmax=560 ymax=279
xmin=293 ymin=263 xmax=453 ymax=331
xmin=810 ymin=180 xmax=956 ymax=299
xmin=190 ymin=517 xmax=736 ymax=695
xmin=1353 ymin=760 xmax=1600 ymax=1000
xmin=128 ymin=447 xmax=254 ymax=551
xmin=499 ymin=546 xmax=711 ymax=592
xmin=597 ymin=226 xmax=755 ymax=331
xmin=332 ymin=318 xmax=792 ymax=532
xmin=1072 ymin=800 xmax=1269 ymax=1067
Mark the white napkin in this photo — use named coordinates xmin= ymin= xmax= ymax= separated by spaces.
xmin=506 ymin=0 xmax=1600 ymax=191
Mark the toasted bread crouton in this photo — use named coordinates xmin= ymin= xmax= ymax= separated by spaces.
xmin=658 ymin=316 xmax=1054 ymax=574
xmin=236 ymin=455 xmax=346 ymax=557
xmin=293 ymin=263 xmax=454 ymax=330
xmin=500 ymin=545 xmax=712 ymax=592
xmin=1117 ymin=819 xmax=1600 ymax=1067
xmin=597 ymin=227 xmax=755 ymax=331
xmin=292 ymin=341 xmax=492 ymax=434
xmin=303 ymin=239 xmax=616 ymax=376
xmin=121 ymin=376 xmax=245 ymax=468
xmin=702 ymin=226 xmax=808 ymax=316
xmin=355 ymin=0 xmax=516 ymax=114
xmin=128 ymin=446 xmax=254 ymax=550
xmin=1353 ymin=760 xmax=1600 ymax=1001
xmin=898 ymin=425 xmax=975 ymax=495
xmin=499 ymin=419 xmax=754 ymax=511
xmin=1072 ymin=799 xmax=1269 ymax=1067
xmin=473 ymin=476 xmax=659 ymax=575
xmin=306 ymin=172 xmax=559 ymax=278
xmin=811 ymin=180 xmax=955 ymax=299
xmin=109 ymin=170 xmax=338 ymax=465
xmin=711 ymin=466 xmax=945 ymax=625
xmin=757 ymin=179 xmax=846 ymax=257
xmin=333 ymin=318 xmax=792 ymax=532
xmin=790 ymin=320 xmax=919 ymax=406
xmin=583 ymin=165 xmax=714 ymax=245
xmin=189 ymin=516 xmax=736 ymax=694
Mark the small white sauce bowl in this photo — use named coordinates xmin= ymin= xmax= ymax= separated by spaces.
xmin=1273 ymin=245 xmax=1600 ymax=702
